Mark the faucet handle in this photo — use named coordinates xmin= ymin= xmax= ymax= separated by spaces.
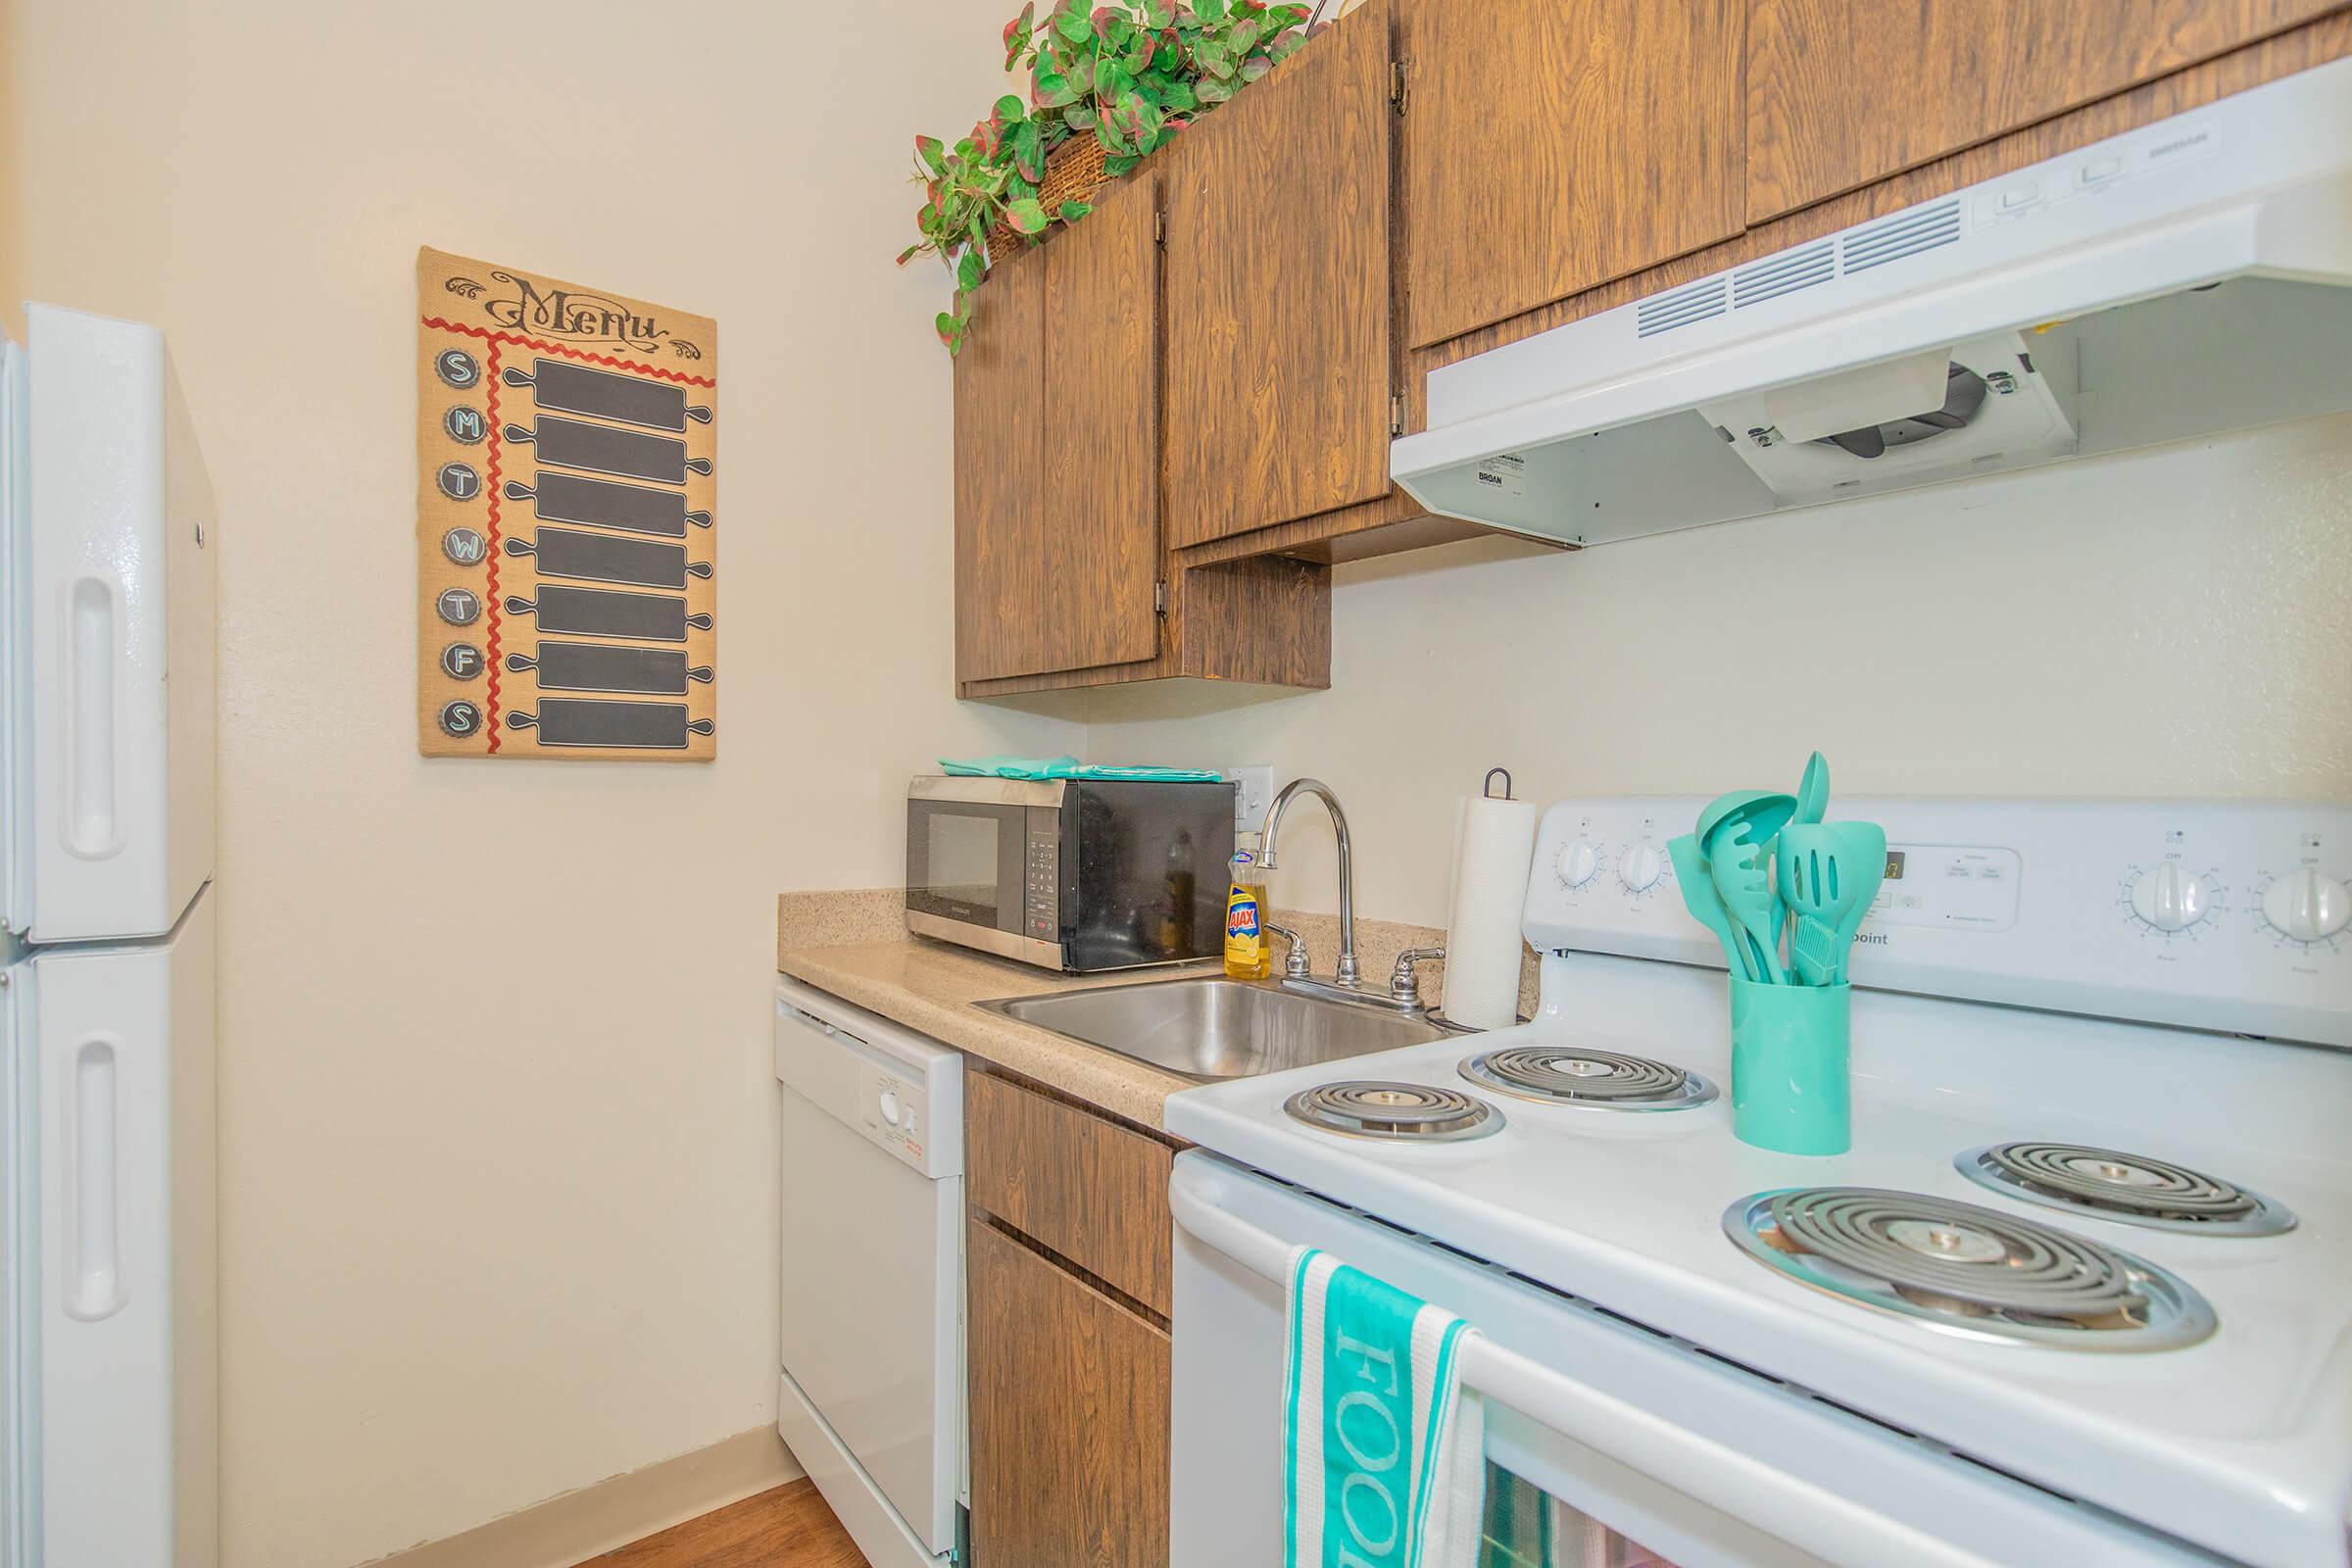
xmin=1264 ymin=923 xmax=1312 ymax=980
xmin=1388 ymin=947 xmax=1446 ymax=1006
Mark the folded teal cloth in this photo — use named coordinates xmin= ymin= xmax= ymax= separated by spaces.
xmin=1285 ymin=1248 xmax=1485 ymax=1568
xmin=937 ymin=756 xmax=1224 ymax=782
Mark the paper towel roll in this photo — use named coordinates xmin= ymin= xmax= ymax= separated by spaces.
xmin=1444 ymin=783 xmax=1539 ymax=1030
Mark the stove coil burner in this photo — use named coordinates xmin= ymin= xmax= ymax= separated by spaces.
xmin=1958 ymin=1142 xmax=2296 ymax=1237
xmin=1459 ymin=1046 xmax=1717 ymax=1110
xmin=1724 ymin=1187 xmax=2216 ymax=1351
xmin=1283 ymin=1081 xmax=1502 ymax=1144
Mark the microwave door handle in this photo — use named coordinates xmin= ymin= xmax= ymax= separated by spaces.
xmin=1168 ymin=1172 xmax=1996 ymax=1568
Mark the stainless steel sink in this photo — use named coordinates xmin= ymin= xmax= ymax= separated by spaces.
xmin=978 ymin=976 xmax=1450 ymax=1081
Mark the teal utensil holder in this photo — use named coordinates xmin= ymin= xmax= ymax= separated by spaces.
xmin=1730 ymin=977 xmax=1851 ymax=1155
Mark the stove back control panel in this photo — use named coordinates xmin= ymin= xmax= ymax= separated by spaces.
xmin=1522 ymin=797 xmax=2351 ymax=1050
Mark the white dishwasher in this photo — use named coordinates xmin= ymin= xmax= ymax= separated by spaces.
xmin=774 ymin=977 xmax=964 ymax=1568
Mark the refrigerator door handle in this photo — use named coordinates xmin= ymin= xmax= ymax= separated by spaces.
xmin=67 ymin=573 xmax=123 ymax=859
xmin=66 ymin=1035 xmax=125 ymax=1320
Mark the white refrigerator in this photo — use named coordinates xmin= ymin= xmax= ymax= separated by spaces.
xmin=1 ymin=303 xmax=219 ymax=1568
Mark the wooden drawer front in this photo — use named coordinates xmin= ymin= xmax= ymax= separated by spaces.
xmin=967 ymin=1217 xmax=1172 ymax=1567
xmin=967 ymin=1070 xmax=1174 ymax=1317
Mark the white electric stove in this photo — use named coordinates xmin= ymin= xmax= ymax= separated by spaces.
xmin=1164 ymin=797 xmax=2352 ymax=1568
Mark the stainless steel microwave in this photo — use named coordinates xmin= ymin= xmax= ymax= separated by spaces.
xmin=906 ymin=775 xmax=1237 ymax=972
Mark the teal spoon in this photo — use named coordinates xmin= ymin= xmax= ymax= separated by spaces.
xmin=1667 ymin=834 xmax=1750 ymax=980
xmin=1795 ymin=752 xmax=1830 ymax=827
xmin=1778 ymin=821 xmax=1883 ymax=985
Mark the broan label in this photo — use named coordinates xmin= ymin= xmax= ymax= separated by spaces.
xmin=1474 ymin=452 xmax=1527 ymax=501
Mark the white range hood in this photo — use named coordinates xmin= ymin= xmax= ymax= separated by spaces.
xmin=1393 ymin=56 xmax=2352 ymax=547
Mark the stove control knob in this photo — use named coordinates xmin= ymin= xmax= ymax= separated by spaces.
xmin=2261 ymin=868 xmax=2351 ymax=943
xmin=2128 ymin=862 xmax=2211 ymax=932
xmin=1556 ymin=839 xmax=1601 ymax=889
xmin=1618 ymin=843 xmax=1666 ymax=894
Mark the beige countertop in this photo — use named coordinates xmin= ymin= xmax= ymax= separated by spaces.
xmin=776 ymin=933 xmax=1206 ymax=1130
xmin=773 ymin=889 xmax=1535 ymax=1132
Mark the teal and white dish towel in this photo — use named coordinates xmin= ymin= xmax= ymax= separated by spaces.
xmin=1285 ymin=1248 xmax=1486 ymax=1568
xmin=936 ymin=755 xmax=1224 ymax=782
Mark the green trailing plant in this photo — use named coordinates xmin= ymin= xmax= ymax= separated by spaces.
xmin=902 ymin=0 xmax=1328 ymax=353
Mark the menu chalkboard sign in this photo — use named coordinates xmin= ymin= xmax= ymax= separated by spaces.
xmin=416 ymin=247 xmax=717 ymax=760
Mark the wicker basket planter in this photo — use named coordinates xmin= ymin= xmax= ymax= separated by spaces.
xmin=988 ymin=135 xmax=1117 ymax=256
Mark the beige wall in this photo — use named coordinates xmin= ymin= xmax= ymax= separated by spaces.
xmin=5 ymin=3 xmax=1074 ymax=1565
xmin=0 ymin=1 xmax=19 ymax=342
xmin=1086 ymin=416 xmax=2352 ymax=925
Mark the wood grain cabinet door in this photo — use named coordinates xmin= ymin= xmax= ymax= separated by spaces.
xmin=953 ymin=246 xmax=1049 ymax=685
xmin=1163 ymin=14 xmax=1394 ymax=547
xmin=967 ymin=1217 xmax=1172 ymax=1568
xmin=955 ymin=174 xmax=1161 ymax=684
xmin=1746 ymin=0 xmax=2342 ymax=222
xmin=1402 ymin=0 xmax=1745 ymax=349
xmin=1042 ymin=172 xmax=1162 ymax=672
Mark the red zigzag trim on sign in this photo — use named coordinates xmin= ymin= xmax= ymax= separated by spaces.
xmin=482 ymin=341 xmax=507 ymax=753
xmin=419 ymin=317 xmax=716 ymax=387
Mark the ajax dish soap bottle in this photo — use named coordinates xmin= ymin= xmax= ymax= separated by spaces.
xmin=1224 ymin=832 xmax=1270 ymax=980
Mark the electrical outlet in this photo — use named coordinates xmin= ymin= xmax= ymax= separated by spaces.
xmin=1223 ymin=765 xmax=1274 ymax=836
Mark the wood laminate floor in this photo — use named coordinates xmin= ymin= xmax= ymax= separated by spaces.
xmin=580 ymin=1479 xmax=867 ymax=1567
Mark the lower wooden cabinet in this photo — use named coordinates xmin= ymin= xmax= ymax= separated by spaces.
xmin=966 ymin=1215 xmax=1172 ymax=1567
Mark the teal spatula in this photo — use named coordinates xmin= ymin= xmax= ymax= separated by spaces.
xmin=1778 ymin=821 xmax=1887 ymax=986
xmin=1668 ymin=835 xmax=1751 ymax=980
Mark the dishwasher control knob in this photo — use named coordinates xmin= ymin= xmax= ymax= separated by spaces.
xmin=2262 ymin=867 xmax=2351 ymax=943
xmin=878 ymin=1089 xmax=903 ymax=1126
xmin=1618 ymin=843 xmax=1665 ymax=893
xmin=2128 ymin=862 xmax=2211 ymax=932
xmin=1556 ymin=839 xmax=1601 ymax=888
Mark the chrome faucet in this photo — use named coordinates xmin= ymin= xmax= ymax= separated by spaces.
xmin=1257 ymin=778 xmax=1359 ymax=988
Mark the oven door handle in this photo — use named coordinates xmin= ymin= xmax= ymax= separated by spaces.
xmin=1170 ymin=1167 xmax=1999 ymax=1568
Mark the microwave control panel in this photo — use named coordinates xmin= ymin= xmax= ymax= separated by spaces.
xmin=1024 ymin=806 xmax=1060 ymax=945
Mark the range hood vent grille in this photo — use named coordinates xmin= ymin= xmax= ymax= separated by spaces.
xmin=1732 ymin=240 xmax=1837 ymax=309
xmin=1635 ymin=276 xmax=1728 ymax=338
xmin=1839 ymin=198 xmax=1962 ymax=274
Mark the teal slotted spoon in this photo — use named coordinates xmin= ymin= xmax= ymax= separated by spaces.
xmin=1778 ymin=820 xmax=1888 ymax=986
xmin=1667 ymin=835 xmax=1751 ymax=979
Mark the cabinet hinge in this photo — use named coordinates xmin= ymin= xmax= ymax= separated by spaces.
xmin=1390 ymin=392 xmax=1406 ymax=438
xmin=1153 ymin=208 xmax=1166 ymax=246
xmin=1153 ymin=578 xmax=1170 ymax=615
xmin=1390 ymin=60 xmax=1407 ymax=115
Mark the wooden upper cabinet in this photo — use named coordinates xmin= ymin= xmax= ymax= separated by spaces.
xmin=1402 ymin=0 xmax=1744 ymax=349
xmin=953 ymin=173 xmax=1161 ymax=685
xmin=1042 ymin=171 xmax=1161 ymax=672
xmin=952 ymin=246 xmax=1048 ymax=685
xmin=1746 ymin=0 xmax=2341 ymax=222
xmin=1163 ymin=14 xmax=1394 ymax=548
